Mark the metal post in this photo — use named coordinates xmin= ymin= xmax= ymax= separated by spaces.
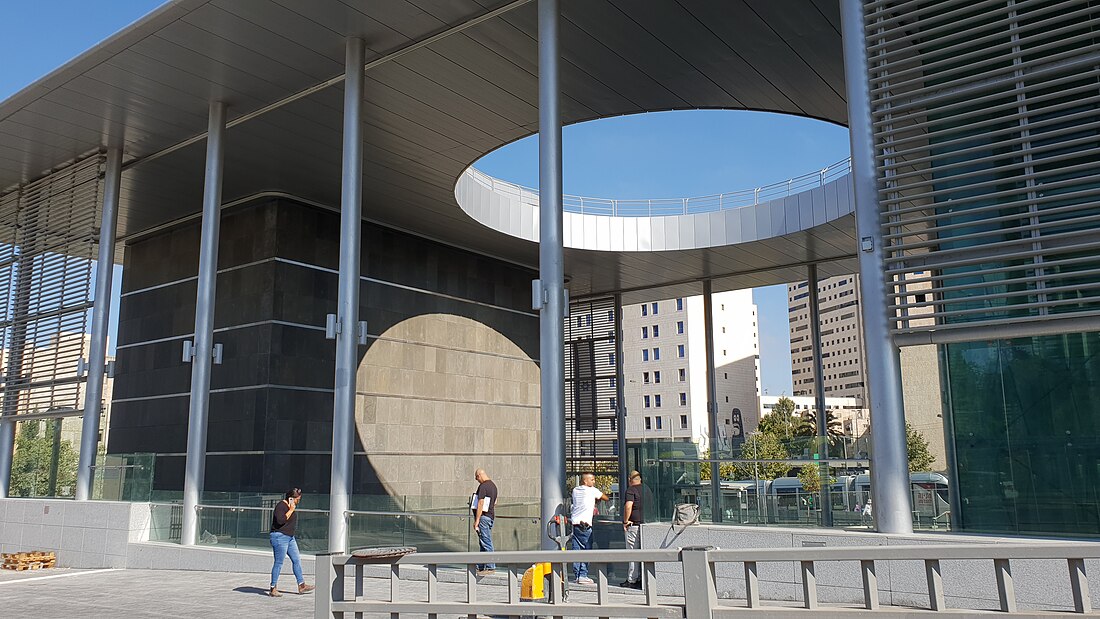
xmin=614 ymin=293 xmax=628 ymax=495
xmin=75 ymin=147 xmax=122 ymax=501
xmin=840 ymin=0 xmax=913 ymax=534
xmin=537 ymin=0 xmax=566 ymax=550
xmin=702 ymin=280 xmax=721 ymax=523
xmin=0 ymin=203 xmax=30 ymax=498
xmin=328 ymin=37 xmax=365 ymax=554
xmin=181 ymin=100 xmax=227 ymax=546
xmin=806 ymin=264 xmax=833 ymax=526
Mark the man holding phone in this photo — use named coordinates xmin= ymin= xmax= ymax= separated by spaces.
xmin=269 ymin=487 xmax=315 ymax=597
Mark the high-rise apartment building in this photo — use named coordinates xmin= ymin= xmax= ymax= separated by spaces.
xmin=622 ymin=290 xmax=760 ymax=451
xmin=788 ymin=275 xmax=866 ymax=402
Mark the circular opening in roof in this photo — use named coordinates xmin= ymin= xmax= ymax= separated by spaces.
xmin=472 ymin=110 xmax=849 ymax=203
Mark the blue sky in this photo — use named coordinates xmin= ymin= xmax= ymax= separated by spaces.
xmin=1 ymin=3 xmax=852 ymax=394
xmin=477 ymin=111 xmax=851 ymax=395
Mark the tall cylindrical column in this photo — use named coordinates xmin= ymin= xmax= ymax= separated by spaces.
xmin=702 ymin=281 xmax=722 ymax=523
xmin=182 ymin=100 xmax=227 ymax=546
xmin=613 ymin=294 xmax=627 ymax=495
xmin=328 ymin=37 xmax=365 ymax=554
xmin=537 ymin=0 xmax=566 ymax=550
xmin=76 ymin=147 xmax=123 ymax=501
xmin=839 ymin=0 xmax=913 ymax=534
xmin=806 ymin=264 xmax=833 ymax=527
xmin=0 ymin=200 xmax=31 ymax=498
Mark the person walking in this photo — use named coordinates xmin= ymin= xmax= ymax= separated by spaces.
xmin=570 ymin=472 xmax=609 ymax=585
xmin=472 ymin=468 xmax=498 ymax=576
xmin=619 ymin=471 xmax=645 ymax=589
xmin=269 ymin=487 xmax=314 ymax=597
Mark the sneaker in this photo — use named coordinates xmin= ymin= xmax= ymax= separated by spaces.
xmin=297 ymin=583 xmax=315 ymax=595
xmin=576 ymin=576 xmax=594 ymax=585
xmin=476 ymin=569 xmax=496 ymax=577
xmin=268 ymin=587 xmax=281 ymax=598
xmin=629 ymin=580 xmax=642 ymax=590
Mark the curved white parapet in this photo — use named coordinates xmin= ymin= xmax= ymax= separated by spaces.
xmin=454 ymin=163 xmax=854 ymax=252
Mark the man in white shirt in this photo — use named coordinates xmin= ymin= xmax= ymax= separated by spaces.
xmin=569 ymin=472 xmax=609 ymax=585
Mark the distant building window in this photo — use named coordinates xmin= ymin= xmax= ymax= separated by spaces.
xmin=652 ymin=302 xmax=659 ymax=315
xmin=644 ymin=416 xmax=652 ymax=430
xmin=676 ymin=298 xmax=684 ymax=311
xmin=679 ymin=392 xmax=687 ymax=406
xmin=644 ymin=395 xmax=651 ymax=408
xmin=653 ymin=347 xmax=661 ymax=361
xmin=653 ymin=324 xmax=660 ymax=338
xmin=724 ymin=372 xmax=728 ymax=379
xmin=608 ymin=353 xmax=615 ymax=366
xmin=641 ymin=305 xmax=648 ymax=316
xmin=655 ymin=416 xmax=663 ymax=429
xmin=679 ymin=414 xmax=688 ymax=429
xmin=722 ymin=349 xmax=727 ymax=356
xmin=678 ymin=368 xmax=686 ymax=381
xmin=677 ymin=344 xmax=685 ymax=358
xmin=721 ymin=326 xmax=726 ymax=334
xmin=641 ymin=326 xmax=649 ymax=339
xmin=655 ymin=395 xmax=662 ymax=408
xmin=642 ymin=349 xmax=649 ymax=362
xmin=610 ymin=397 xmax=617 ymax=410
xmin=643 ymin=372 xmax=650 ymax=384
xmin=654 ymin=371 xmax=661 ymax=384
xmin=607 ymin=310 xmax=614 ymax=322
xmin=677 ymin=321 xmax=684 ymax=334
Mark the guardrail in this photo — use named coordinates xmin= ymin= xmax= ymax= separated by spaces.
xmin=464 ymin=156 xmax=852 ymax=217
xmin=316 ymin=543 xmax=1098 ymax=617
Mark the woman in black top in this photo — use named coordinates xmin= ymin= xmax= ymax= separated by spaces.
xmin=268 ymin=488 xmax=314 ymax=597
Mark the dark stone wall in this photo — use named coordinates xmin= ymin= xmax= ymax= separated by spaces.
xmin=109 ymin=197 xmax=540 ymax=501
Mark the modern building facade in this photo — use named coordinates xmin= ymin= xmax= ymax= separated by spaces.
xmin=0 ymin=0 xmax=1095 ymax=543
xmin=622 ymin=291 xmax=760 ymax=450
xmin=789 ymin=275 xmax=867 ymax=401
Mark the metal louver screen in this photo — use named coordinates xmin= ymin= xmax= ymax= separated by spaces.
xmin=0 ymin=155 xmax=100 ymax=417
xmin=863 ymin=0 xmax=1100 ymax=343
xmin=564 ymin=296 xmax=619 ymax=474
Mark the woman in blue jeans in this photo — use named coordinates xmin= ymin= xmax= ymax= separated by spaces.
xmin=269 ymin=487 xmax=315 ymax=597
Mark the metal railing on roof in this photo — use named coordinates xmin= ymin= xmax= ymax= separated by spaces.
xmin=464 ymin=157 xmax=852 ymax=217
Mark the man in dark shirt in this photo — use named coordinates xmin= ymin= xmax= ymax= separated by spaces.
xmin=268 ymin=488 xmax=314 ymax=597
xmin=619 ymin=471 xmax=645 ymax=589
xmin=472 ymin=468 xmax=499 ymax=576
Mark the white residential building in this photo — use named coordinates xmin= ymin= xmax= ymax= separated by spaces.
xmin=622 ymin=290 xmax=760 ymax=451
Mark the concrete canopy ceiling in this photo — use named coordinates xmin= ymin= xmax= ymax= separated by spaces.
xmin=0 ymin=0 xmax=854 ymax=299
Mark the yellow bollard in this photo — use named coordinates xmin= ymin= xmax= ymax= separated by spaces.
xmin=520 ymin=562 xmax=553 ymax=600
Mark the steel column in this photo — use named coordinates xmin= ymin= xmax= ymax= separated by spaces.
xmin=182 ymin=101 xmax=227 ymax=545
xmin=702 ymin=280 xmax=722 ymax=522
xmin=328 ymin=37 xmax=366 ymax=554
xmin=0 ymin=210 xmax=30 ymax=499
xmin=613 ymin=293 xmax=627 ymax=493
xmin=537 ymin=0 xmax=566 ymax=550
xmin=806 ymin=264 xmax=833 ymax=526
xmin=75 ymin=147 xmax=122 ymax=501
xmin=840 ymin=0 xmax=913 ymax=534
xmin=0 ymin=418 xmax=11 ymax=497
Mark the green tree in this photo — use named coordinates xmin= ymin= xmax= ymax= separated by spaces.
xmin=731 ymin=432 xmax=792 ymax=481
xmin=10 ymin=420 xmax=79 ymax=497
xmin=757 ymin=396 xmax=799 ymax=439
xmin=906 ymin=422 xmax=936 ymax=472
xmin=798 ymin=463 xmax=823 ymax=494
xmin=794 ymin=409 xmax=844 ymax=438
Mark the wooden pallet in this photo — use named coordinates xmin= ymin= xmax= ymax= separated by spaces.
xmin=1 ymin=551 xmax=56 ymax=571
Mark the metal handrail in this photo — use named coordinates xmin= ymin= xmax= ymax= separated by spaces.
xmin=194 ymin=504 xmax=328 ymax=514
xmin=464 ymin=156 xmax=852 ymax=217
xmin=316 ymin=542 xmax=1098 ymax=617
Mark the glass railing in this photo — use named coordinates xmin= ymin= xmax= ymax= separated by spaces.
xmin=194 ymin=505 xmax=330 ymax=553
xmin=643 ymin=455 xmax=952 ymax=532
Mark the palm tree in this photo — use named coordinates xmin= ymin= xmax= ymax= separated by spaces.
xmin=794 ymin=409 xmax=843 ymax=438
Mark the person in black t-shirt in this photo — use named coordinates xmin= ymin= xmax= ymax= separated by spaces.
xmin=472 ymin=468 xmax=499 ymax=575
xmin=619 ymin=471 xmax=645 ymax=589
xmin=268 ymin=487 xmax=315 ymax=597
